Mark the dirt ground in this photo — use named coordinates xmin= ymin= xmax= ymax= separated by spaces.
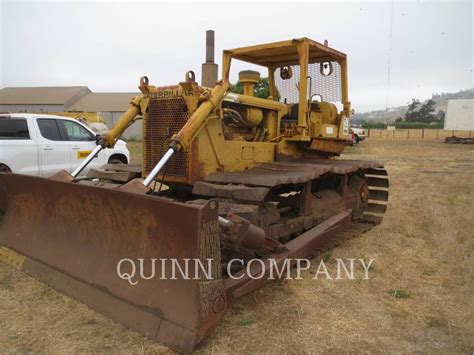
xmin=1 ymin=139 xmax=473 ymax=354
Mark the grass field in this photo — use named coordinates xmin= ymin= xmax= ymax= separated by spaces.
xmin=1 ymin=139 xmax=473 ymax=353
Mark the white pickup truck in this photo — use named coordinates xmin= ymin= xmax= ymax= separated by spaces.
xmin=0 ymin=113 xmax=130 ymax=177
xmin=350 ymin=126 xmax=366 ymax=144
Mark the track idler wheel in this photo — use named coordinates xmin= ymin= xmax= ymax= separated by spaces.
xmin=349 ymin=175 xmax=369 ymax=219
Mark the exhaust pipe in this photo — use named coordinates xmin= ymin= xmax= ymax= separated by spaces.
xmin=201 ymin=30 xmax=218 ymax=87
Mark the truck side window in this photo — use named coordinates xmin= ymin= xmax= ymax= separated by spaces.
xmin=61 ymin=120 xmax=95 ymax=141
xmin=37 ymin=119 xmax=63 ymax=141
xmin=0 ymin=118 xmax=30 ymax=140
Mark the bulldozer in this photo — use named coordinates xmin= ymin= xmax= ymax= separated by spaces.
xmin=0 ymin=38 xmax=388 ymax=353
xmin=41 ymin=111 xmax=109 ymax=135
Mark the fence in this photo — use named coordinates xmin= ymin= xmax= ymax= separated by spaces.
xmin=367 ymin=129 xmax=473 ymax=140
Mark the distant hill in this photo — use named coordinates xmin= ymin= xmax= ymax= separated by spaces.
xmin=352 ymin=88 xmax=474 ymax=124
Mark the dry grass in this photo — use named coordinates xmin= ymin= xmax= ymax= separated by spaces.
xmin=127 ymin=141 xmax=142 ymax=164
xmin=1 ymin=139 xmax=473 ymax=353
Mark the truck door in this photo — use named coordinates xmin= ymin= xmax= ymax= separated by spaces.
xmin=36 ymin=118 xmax=72 ymax=177
xmin=0 ymin=117 xmax=39 ymax=175
xmin=58 ymin=119 xmax=102 ymax=176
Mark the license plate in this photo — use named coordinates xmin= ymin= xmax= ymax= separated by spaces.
xmin=77 ymin=151 xmax=92 ymax=159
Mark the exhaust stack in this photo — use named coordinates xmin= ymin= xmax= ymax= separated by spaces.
xmin=201 ymin=30 xmax=218 ymax=87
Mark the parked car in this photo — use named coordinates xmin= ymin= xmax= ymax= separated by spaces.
xmin=0 ymin=113 xmax=129 ymax=177
xmin=350 ymin=126 xmax=366 ymax=144
xmin=347 ymin=128 xmax=355 ymax=145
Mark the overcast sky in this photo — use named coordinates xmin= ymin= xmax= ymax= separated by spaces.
xmin=0 ymin=0 xmax=472 ymax=112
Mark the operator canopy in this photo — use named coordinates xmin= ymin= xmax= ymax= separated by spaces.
xmin=224 ymin=37 xmax=346 ymax=67
xmin=224 ymin=37 xmax=348 ymax=105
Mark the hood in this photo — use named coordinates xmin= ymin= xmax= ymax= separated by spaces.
xmin=115 ymin=139 xmax=127 ymax=147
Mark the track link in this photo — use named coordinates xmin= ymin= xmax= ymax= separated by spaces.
xmin=361 ymin=167 xmax=389 ymax=224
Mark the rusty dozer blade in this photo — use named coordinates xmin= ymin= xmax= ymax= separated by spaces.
xmin=0 ymin=173 xmax=225 ymax=353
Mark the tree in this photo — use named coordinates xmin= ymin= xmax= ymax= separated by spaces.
xmin=417 ymin=99 xmax=436 ymax=123
xmin=232 ymin=77 xmax=280 ymax=100
xmin=436 ymin=109 xmax=446 ymax=123
xmin=395 ymin=117 xmax=403 ymax=123
xmin=405 ymin=99 xmax=420 ymax=122
xmin=232 ymin=82 xmax=243 ymax=94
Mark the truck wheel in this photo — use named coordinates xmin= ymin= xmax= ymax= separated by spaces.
xmin=354 ymin=135 xmax=360 ymax=144
xmin=108 ymin=155 xmax=128 ymax=165
xmin=0 ymin=164 xmax=12 ymax=173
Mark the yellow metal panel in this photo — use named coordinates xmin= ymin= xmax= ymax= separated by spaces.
xmin=227 ymin=141 xmax=275 ymax=163
xmin=319 ymin=124 xmax=338 ymax=138
xmin=241 ymin=146 xmax=254 ymax=160
xmin=310 ymin=138 xmax=346 ymax=154
xmin=0 ymin=246 xmax=25 ymax=270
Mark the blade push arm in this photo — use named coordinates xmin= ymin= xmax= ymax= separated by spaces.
xmin=99 ymin=95 xmax=143 ymax=148
xmin=170 ymin=79 xmax=230 ymax=152
xmin=71 ymin=95 xmax=144 ymax=178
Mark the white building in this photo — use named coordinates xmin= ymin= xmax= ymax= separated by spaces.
xmin=0 ymin=86 xmax=90 ymax=112
xmin=0 ymin=87 xmax=141 ymax=139
xmin=444 ymin=99 xmax=473 ymax=131
xmin=69 ymin=92 xmax=141 ymax=140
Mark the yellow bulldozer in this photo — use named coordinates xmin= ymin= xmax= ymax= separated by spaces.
xmin=41 ymin=111 xmax=109 ymax=135
xmin=0 ymin=37 xmax=388 ymax=353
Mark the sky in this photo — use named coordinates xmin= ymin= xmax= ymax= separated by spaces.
xmin=0 ymin=0 xmax=472 ymax=112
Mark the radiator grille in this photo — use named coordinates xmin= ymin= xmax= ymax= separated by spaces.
xmin=144 ymin=98 xmax=189 ymax=178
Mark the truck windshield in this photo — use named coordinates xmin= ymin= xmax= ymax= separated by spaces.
xmin=0 ymin=118 xmax=30 ymax=140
